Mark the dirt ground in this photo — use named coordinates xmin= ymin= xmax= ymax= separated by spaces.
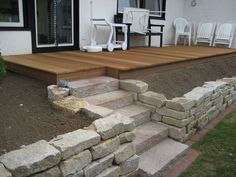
xmin=1 ymin=56 xmax=236 ymax=155
xmin=0 ymin=72 xmax=92 ymax=155
xmin=135 ymin=57 xmax=236 ymax=99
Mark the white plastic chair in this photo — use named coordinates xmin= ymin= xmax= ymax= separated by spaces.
xmin=174 ymin=17 xmax=192 ymax=46
xmin=213 ymin=23 xmax=236 ymax=48
xmin=91 ymin=19 xmax=128 ymax=52
xmin=195 ymin=23 xmax=216 ymax=46
xmin=123 ymin=8 xmax=150 ymax=34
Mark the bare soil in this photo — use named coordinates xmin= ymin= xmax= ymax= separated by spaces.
xmin=1 ymin=56 xmax=236 ymax=155
xmin=0 ymin=72 xmax=92 ymax=155
xmin=135 ymin=56 xmax=236 ymax=99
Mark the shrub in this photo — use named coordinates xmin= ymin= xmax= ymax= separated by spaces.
xmin=0 ymin=56 xmax=6 ymax=80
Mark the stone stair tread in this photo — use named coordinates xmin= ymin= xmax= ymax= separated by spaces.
xmin=133 ymin=122 xmax=168 ymax=155
xmin=68 ymin=76 xmax=119 ymax=98
xmin=115 ymin=104 xmax=151 ymax=126
xmin=83 ymin=90 xmax=134 ymax=109
xmin=138 ymin=138 xmax=189 ymax=177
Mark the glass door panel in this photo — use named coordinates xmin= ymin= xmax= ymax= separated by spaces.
xmin=35 ymin=0 xmax=74 ymax=48
xmin=57 ymin=0 xmax=74 ymax=46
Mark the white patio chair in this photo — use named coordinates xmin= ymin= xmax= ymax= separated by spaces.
xmin=213 ymin=23 xmax=236 ymax=48
xmin=173 ymin=17 xmax=192 ymax=46
xmin=195 ymin=23 xmax=216 ymax=46
xmin=123 ymin=7 xmax=150 ymax=34
xmin=91 ymin=18 xmax=128 ymax=52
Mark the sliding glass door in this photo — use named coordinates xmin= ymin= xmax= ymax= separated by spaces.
xmin=35 ymin=0 xmax=74 ymax=48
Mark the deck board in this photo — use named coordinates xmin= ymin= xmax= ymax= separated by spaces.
xmin=3 ymin=46 xmax=236 ymax=83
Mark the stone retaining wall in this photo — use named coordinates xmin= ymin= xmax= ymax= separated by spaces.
xmin=120 ymin=77 xmax=236 ymax=142
xmin=0 ymin=113 xmax=138 ymax=177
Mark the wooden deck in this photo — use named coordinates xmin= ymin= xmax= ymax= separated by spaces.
xmin=4 ymin=46 xmax=236 ymax=83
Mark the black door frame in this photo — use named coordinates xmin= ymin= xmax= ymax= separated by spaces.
xmin=28 ymin=0 xmax=79 ymax=53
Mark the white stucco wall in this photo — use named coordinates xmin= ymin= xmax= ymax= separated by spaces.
xmin=0 ymin=31 xmax=32 ymax=56
xmin=183 ymin=0 xmax=236 ymax=48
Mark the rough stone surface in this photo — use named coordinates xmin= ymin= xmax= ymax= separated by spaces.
xmin=95 ymin=166 xmax=120 ymax=177
xmin=133 ymin=122 xmax=168 ymax=155
xmin=166 ymin=97 xmax=196 ymax=111
xmin=84 ymin=90 xmax=135 ymax=110
xmin=156 ymin=107 xmax=189 ymax=120
xmin=119 ymin=132 xmax=136 ymax=144
xmin=50 ymin=129 xmax=100 ymax=160
xmin=68 ymin=77 xmax=119 ymax=98
xmin=162 ymin=116 xmax=193 ymax=128
xmin=60 ymin=150 xmax=92 ymax=177
xmin=120 ymin=169 xmax=138 ymax=177
xmin=0 ymin=163 xmax=12 ymax=177
xmin=120 ymin=80 xmax=148 ymax=93
xmin=203 ymin=81 xmax=227 ymax=92
xmin=31 ymin=166 xmax=61 ymax=177
xmin=136 ymin=102 xmax=157 ymax=113
xmin=138 ymin=138 xmax=189 ymax=177
xmin=119 ymin=155 xmax=139 ymax=175
xmin=159 ymin=123 xmax=186 ymax=141
xmin=139 ymin=91 xmax=167 ymax=108
xmin=53 ymin=96 xmax=88 ymax=114
xmin=115 ymin=104 xmax=151 ymax=127
xmin=184 ymin=87 xmax=213 ymax=105
xmin=0 ymin=140 xmax=61 ymax=177
xmin=114 ymin=143 xmax=136 ymax=164
xmin=80 ymin=105 xmax=114 ymax=120
xmin=91 ymin=137 xmax=120 ymax=160
xmin=219 ymin=77 xmax=236 ymax=86
xmin=47 ymin=85 xmax=69 ymax=102
xmin=151 ymin=112 xmax=163 ymax=122
xmin=84 ymin=154 xmax=114 ymax=177
xmin=90 ymin=113 xmax=135 ymax=140
xmin=197 ymin=114 xmax=209 ymax=129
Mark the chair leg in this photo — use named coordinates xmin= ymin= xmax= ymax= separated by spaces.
xmin=148 ymin=34 xmax=151 ymax=46
xmin=189 ymin=35 xmax=191 ymax=46
xmin=160 ymin=34 xmax=163 ymax=47
xmin=175 ymin=35 xmax=179 ymax=45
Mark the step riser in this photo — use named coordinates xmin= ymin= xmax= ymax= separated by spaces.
xmin=135 ymin=129 xmax=168 ymax=155
xmin=132 ymin=111 xmax=151 ymax=127
xmin=98 ymin=94 xmax=135 ymax=110
xmin=69 ymin=77 xmax=119 ymax=98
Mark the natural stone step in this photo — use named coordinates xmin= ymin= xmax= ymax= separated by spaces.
xmin=138 ymin=138 xmax=189 ymax=177
xmin=115 ymin=104 xmax=151 ymax=127
xmin=133 ymin=122 xmax=168 ymax=155
xmin=84 ymin=90 xmax=135 ymax=110
xmin=68 ymin=76 xmax=119 ymax=98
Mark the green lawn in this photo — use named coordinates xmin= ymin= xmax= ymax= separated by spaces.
xmin=180 ymin=110 xmax=236 ymax=177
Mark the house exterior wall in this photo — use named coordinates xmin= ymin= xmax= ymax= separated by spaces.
xmin=0 ymin=31 xmax=32 ymax=55
xmin=79 ymin=0 xmax=186 ymax=48
xmin=183 ymin=0 xmax=236 ymax=48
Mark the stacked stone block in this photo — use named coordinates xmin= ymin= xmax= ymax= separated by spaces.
xmin=121 ymin=77 xmax=236 ymax=142
xmin=0 ymin=113 xmax=138 ymax=177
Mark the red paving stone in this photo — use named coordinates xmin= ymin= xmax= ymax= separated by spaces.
xmin=164 ymin=101 xmax=236 ymax=177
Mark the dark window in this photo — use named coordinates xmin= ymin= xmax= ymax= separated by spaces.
xmin=0 ymin=0 xmax=24 ymax=27
xmin=117 ymin=0 xmax=166 ymax=20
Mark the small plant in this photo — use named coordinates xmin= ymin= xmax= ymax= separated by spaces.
xmin=0 ymin=56 xmax=6 ymax=80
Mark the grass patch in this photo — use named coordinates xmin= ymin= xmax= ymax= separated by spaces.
xmin=0 ymin=56 xmax=6 ymax=80
xmin=180 ymin=111 xmax=236 ymax=177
